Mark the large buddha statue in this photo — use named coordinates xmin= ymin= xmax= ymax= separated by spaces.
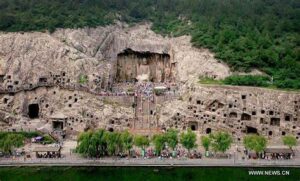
xmin=136 ymin=58 xmax=150 ymax=82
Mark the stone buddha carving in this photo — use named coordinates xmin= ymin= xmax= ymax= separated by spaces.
xmin=137 ymin=58 xmax=150 ymax=81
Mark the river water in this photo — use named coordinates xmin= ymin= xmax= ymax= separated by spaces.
xmin=0 ymin=167 xmax=299 ymax=181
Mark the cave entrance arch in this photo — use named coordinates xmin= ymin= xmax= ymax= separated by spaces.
xmin=28 ymin=104 xmax=39 ymax=119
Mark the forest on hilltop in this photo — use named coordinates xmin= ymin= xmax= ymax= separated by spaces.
xmin=0 ymin=0 xmax=299 ymax=89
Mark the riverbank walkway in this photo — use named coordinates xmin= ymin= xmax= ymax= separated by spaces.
xmin=0 ymin=156 xmax=299 ymax=167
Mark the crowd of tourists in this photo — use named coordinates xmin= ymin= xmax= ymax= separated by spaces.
xmin=36 ymin=152 xmax=60 ymax=159
xmin=243 ymin=148 xmax=294 ymax=160
xmin=124 ymin=147 xmax=202 ymax=160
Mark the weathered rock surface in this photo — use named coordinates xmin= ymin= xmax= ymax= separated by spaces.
xmin=0 ymin=24 xmax=299 ymax=143
xmin=158 ymin=85 xmax=300 ymax=142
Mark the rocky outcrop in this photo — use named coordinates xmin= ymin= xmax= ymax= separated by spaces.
xmin=158 ymin=84 xmax=300 ymax=142
xmin=0 ymin=24 xmax=230 ymax=92
xmin=0 ymin=23 xmax=299 ymax=142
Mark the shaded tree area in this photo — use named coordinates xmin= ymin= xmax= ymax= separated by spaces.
xmin=76 ymin=129 xmax=134 ymax=158
xmin=0 ymin=0 xmax=299 ymax=88
xmin=223 ymin=75 xmax=271 ymax=87
xmin=0 ymin=133 xmax=25 ymax=154
xmin=243 ymin=134 xmax=267 ymax=155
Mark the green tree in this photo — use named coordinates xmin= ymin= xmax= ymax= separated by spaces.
xmin=76 ymin=131 xmax=96 ymax=157
xmin=0 ymin=134 xmax=24 ymax=154
xmin=76 ymin=129 xmax=106 ymax=158
xmin=93 ymin=129 xmax=107 ymax=157
xmin=120 ymin=130 xmax=134 ymax=155
xmin=165 ymin=129 xmax=178 ymax=150
xmin=104 ymin=131 xmax=122 ymax=156
xmin=243 ymin=134 xmax=267 ymax=154
xmin=201 ymin=135 xmax=211 ymax=151
xmin=152 ymin=134 xmax=166 ymax=155
xmin=180 ymin=129 xmax=197 ymax=153
xmin=134 ymin=135 xmax=150 ymax=150
xmin=210 ymin=132 xmax=232 ymax=153
xmin=282 ymin=135 xmax=297 ymax=149
xmin=223 ymin=75 xmax=271 ymax=87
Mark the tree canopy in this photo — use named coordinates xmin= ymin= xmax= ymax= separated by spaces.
xmin=243 ymin=134 xmax=267 ymax=154
xmin=201 ymin=135 xmax=211 ymax=151
xmin=120 ymin=130 xmax=134 ymax=154
xmin=165 ymin=128 xmax=179 ymax=150
xmin=209 ymin=132 xmax=232 ymax=153
xmin=104 ymin=131 xmax=123 ymax=156
xmin=282 ymin=135 xmax=297 ymax=149
xmin=134 ymin=135 xmax=150 ymax=150
xmin=152 ymin=134 xmax=166 ymax=154
xmin=0 ymin=134 xmax=24 ymax=154
xmin=180 ymin=129 xmax=197 ymax=152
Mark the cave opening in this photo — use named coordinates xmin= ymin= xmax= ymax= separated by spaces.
xmin=39 ymin=77 xmax=47 ymax=83
xmin=53 ymin=121 xmax=64 ymax=130
xmin=241 ymin=113 xmax=251 ymax=121
xmin=246 ymin=126 xmax=258 ymax=134
xmin=285 ymin=115 xmax=291 ymax=121
xmin=191 ymin=125 xmax=196 ymax=131
xmin=206 ymin=128 xmax=211 ymax=134
xmin=229 ymin=112 xmax=237 ymax=118
xmin=0 ymin=75 xmax=4 ymax=83
xmin=189 ymin=121 xmax=198 ymax=131
xmin=116 ymin=48 xmax=172 ymax=83
xmin=270 ymin=118 xmax=280 ymax=126
xmin=28 ymin=104 xmax=39 ymax=119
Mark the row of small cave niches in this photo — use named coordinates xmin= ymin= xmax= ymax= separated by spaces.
xmin=0 ymin=71 xmax=112 ymax=93
xmin=0 ymin=71 xmax=71 ymax=92
xmin=187 ymin=95 xmax=299 ymax=122
xmin=170 ymin=111 xmax=299 ymax=134
xmin=161 ymin=94 xmax=300 ymax=140
xmin=108 ymin=118 xmax=132 ymax=129
xmin=187 ymin=104 xmax=296 ymax=125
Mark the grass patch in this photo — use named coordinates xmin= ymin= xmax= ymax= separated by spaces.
xmin=199 ymin=75 xmax=300 ymax=92
xmin=223 ymin=75 xmax=271 ymax=87
xmin=199 ymin=77 xmax=223 ymax=85
xmin=0 ymin=131 xmax=40 ymax=139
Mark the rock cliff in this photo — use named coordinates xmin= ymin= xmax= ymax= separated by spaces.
xmin=0 ymin=24 xmax=299 ymax=142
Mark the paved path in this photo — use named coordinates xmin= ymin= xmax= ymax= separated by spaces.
xmin=0 ymin=157 xmax=299 ymax=167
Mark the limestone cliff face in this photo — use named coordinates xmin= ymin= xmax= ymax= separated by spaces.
xmin=0 ymin=24 xmax=230 ymax=91
xmin=0 ymin=32 xmax=103 ymax=90
xmin=0 ymin=24 xmax=299 ymax=142
xmin=52 ymin=24 xmax=231 ymax=82
xmin=158 ymin=85 xmax=300 ymax=142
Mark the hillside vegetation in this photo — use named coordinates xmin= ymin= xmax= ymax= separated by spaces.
xmin=0 ymin=0 xmax=299 ymax=89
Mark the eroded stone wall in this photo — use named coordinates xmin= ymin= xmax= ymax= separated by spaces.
xmin=0 ymin=87 xmax=134 ymax=139
xmin=158 ymin=85 xmax=300 ymax=142
xmin=0 ymin=24 xmax=299 ymax=142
